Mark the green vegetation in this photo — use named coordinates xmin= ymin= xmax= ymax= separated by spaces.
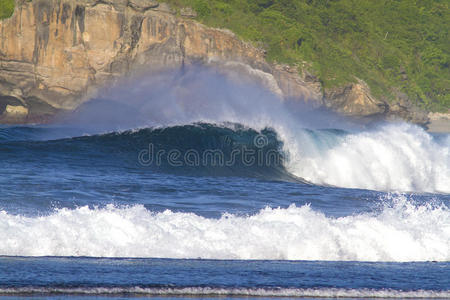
xmin=0 ymin=0 xmax=14 ymax=19
xmin=164 ymin=0 xmax=449 ymax=111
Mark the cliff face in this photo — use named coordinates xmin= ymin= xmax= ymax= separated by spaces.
xmin=0 ymin=0 xmax=428 ymax=125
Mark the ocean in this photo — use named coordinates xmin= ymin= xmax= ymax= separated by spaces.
xmin=0 ymin=69 xmax=449 ymax=299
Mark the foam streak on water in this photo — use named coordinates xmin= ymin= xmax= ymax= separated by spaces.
xmin=1 ymin=287 xmax=449 ymax=298
xmin=1 ymin=195 xmax=448 ymax=261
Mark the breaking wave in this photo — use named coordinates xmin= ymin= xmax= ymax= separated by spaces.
xmin=285 ymin=123 xmax=450 ymax=193
xmin=1 ymin=122 xmax=449 ymax=193
xmin=1 ymin=195 xmax=448 ymax=261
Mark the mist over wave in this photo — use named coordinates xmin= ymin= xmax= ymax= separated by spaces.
xmin=56 ymin=67 xmax=450 ymax=193
xmin=1 ymin=195 xmax=448 ymax=261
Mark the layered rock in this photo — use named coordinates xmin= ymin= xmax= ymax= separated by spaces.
xmin=0 ymin=0 xmax=318 ymax=123
xmin=0 ymin=0 xmax=429 ymax=125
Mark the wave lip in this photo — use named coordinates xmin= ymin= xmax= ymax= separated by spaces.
xmin=1 ymin=195 xmax=449 ymax=262
xmin=1 ymin=286 xmax=449 ymax=298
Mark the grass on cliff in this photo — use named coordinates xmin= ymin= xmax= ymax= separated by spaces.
xmin=163 ymin=0 xmax=449 ymax=111
xmin=0 ymin=0 xmax=14 ymax=19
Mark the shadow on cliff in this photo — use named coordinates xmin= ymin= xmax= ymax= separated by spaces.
xmin=59 ymin=66 xmax=361 ymax=134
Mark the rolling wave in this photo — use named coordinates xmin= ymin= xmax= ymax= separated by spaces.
xmin=1 ymin=195 xmax=448 ymax=261
xmin=0 ymin=123 xmax=293 ymax=180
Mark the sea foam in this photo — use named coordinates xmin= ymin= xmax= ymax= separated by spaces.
xmin=283 ymin=123 xmax=450 ymax=193
xmin=1 ymin=195 xmax=448 ymax=261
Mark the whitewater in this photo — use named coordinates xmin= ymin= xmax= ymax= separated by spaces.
xmin=285 ymin=123 xmax=450 ymax=193
xmin=1 ymin=195 xmax=448 ymax=261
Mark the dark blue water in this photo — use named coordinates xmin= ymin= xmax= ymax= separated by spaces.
xmin=0 ymin=124 xmax=449 ymax=299
xmin=1 ymin=257 xmax=449 ymax=299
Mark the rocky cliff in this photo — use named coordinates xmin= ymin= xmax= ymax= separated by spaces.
xmin=0 ymin=0 xmax=428 ymax=125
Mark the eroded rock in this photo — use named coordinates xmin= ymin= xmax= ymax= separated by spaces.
xmin=324 ymin=79 xmax=388 ymax=118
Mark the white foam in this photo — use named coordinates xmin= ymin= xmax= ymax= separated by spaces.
xmin=284 ymin=123 xmax=450 ymax=193
xmin=1 ymin=196 xmax=449 ymax=261
xmin=1 ymin=286 xmax=449 ymax=298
